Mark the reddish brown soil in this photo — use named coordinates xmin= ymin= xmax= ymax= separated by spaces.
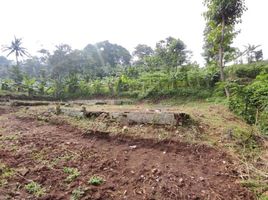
xmin=0 ymin=107 xmax=255 ymax=200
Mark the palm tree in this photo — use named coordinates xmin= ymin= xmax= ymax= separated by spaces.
xmin=2 ymin=36 xmax=30 ymax=66
xmin=243 ymin=44 xmax=261 ymax=64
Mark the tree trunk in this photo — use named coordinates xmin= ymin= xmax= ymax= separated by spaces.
xmin=15 ymin=55 xmax=19 ymax=67
xmin=219 ymin=15 xmax=230 ymax=98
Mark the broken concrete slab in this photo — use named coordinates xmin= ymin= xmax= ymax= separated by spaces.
xmin=50 ymin=107 xmax=191 ymax=126
xmin=85 ymin=111 xmax=109 ymax=118
xmin=70 ymin=99 xmax=134 ymax=106
xmin=59 ymin=108 xmax=85 ymax=118
xmin=11 ymin=101 xmax=50 ymax=107
xmin=107 ymin=100 xmax=133 ymax=105
xmin=110 ymin=112 xmax=191 ymax=126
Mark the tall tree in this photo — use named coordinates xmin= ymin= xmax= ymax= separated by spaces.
xmin=22 ymin=57 xmax=42 ymax=77
xmin=243 ymin=44 xmax=261 ymax=63
xmin=83 ymin=44 xmax=103 ymax=67
xmin=49 ymin=44 xmax=74 ymax=79
xmin=155 ymin=37 xmax=189 ymax=70
xmin=203 ymin=22 xmax=237 ymax=65
xmin=254 ymin=50 xmax=263 ymax=62
xmin=132 ymin=44 xmax=154 ymax=65
xmin=2 ymin=36 xmax=30 ymax=66
xmin=0 ymin=56 xmax=11 ymax=78
xmin=233 ymin=44 xmax=262 ymax=64
xmin=9 ymin=65 xmax=23 ymax=89
xmin=83 ymin=41 xmax=131 ymax=68
xmin=204 ymin=0 xmax=247 ymax=97
xmin=38 ymin=49 xmax=51 ymax=65
xmin=0 ymin=56 xmax=11 ymax=66
xmin=95 ymin=41 xmax=131 ymax=67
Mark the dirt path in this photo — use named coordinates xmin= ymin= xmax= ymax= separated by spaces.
xmin=0 ymin=107 xmax=254 ymax=199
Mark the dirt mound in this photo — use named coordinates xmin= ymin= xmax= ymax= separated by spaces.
xmin=0 ymin=109 xmax=255 ymax=200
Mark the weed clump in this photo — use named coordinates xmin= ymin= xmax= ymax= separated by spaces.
xmin=0 ymin=163 xmax=14 ymax=187
xmin=25 ymin=181 xmax=45 ymax=197
xmin=71 ymin=187 xmax=85 ymax=200
xmin=63 ymin=167 xmax=80 ymax=182
xmin=88 ymin=176 xmax=104 ymax=186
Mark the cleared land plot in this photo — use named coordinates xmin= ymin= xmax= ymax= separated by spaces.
xmin=0 ymin=105 xmax=256 ymax=199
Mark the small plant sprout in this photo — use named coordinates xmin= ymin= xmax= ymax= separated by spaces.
xmin=71 ymin=187 xmax=85 ymax=200
xmin=55 ymin=104 xmax=61 ymax=115
xmin=0 ymin=163 xmax=14 ymax=186
xmin=25 ymin=181 xmax=45 ymax=197
xmin=63 ymin=167 xmax=80 ymax=182
xmin=88 ymin=176 xmax=104 ymax=186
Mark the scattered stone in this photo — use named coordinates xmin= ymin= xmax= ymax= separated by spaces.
xmin=95 ymin=101 xmax=107 ymax=105
xmin=129 ymin=145 xmax=137 ymax=149
xmin=122 ymin=126 xmax=128 ymax=132
xmin=178 ymin=178 xmax=184 ymax=187
xmin=16 ymin=168 xmax=29 ymax=176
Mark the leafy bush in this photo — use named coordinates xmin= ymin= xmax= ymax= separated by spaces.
xmin=259 ymin=110 xmax=268 ymax=133
xmin=138 ymin=87 xmax=212 ymax=100
xmin=227 ymin=62 xmax=268 ymax=79
xmin=229 ymin=74 xmax=268 ymax=134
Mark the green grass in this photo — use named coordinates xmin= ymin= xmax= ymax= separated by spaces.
xmin=240 ymin=179 xmax=268 ymax=199
xmin=0 ymin=134 xmax=18 ymax=141
xmin=259 ymin=194 xmax=268 ymax=200
xmin=31 ymin=149 xmax=47 ymax=162
xmin=0 ymin=162 xmax=14 ymax=187
xmin=25 ymin=181 xmax=46 ymax=197
xmin=50 ymin=153 xmax=76 ymax=166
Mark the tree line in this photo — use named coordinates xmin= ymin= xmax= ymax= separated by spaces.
xmin=0 ymin=0 xmax=268 ymax=134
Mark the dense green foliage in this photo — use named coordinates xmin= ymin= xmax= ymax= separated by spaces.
xmin=0 ymin=37 xmax=211 ymax=100
xmin=203 ymin=0 xmax=247 ymax=97
xmin=228 ymin=64 xmax=268 ymax=134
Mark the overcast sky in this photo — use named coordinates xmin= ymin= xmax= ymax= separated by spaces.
xmin=0 ymin=0 xmax=267 ymax=65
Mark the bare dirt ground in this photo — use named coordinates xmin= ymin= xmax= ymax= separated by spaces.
xmin=0 ymin=106 xmax=255 ymax=200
